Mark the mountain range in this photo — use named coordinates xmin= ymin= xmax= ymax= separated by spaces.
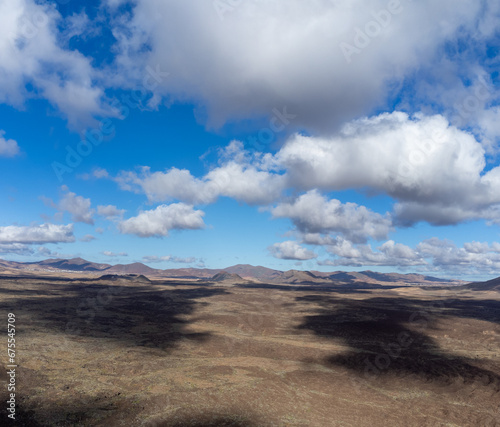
xmin=0 ymin=257 xmax=469 ymax=286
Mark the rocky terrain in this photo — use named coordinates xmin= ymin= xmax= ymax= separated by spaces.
xmin=0 ymin=266 xmax=498 ymax=426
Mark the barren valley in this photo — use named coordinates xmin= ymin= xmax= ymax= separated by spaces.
xmin=1 ymin=264 xmax=499 ymax=426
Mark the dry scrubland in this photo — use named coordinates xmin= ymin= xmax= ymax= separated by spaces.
xmin=0 ymin=274 xmax=499 ymax=426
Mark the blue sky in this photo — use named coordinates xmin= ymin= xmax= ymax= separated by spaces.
xmin=1 ymin=0 xmax=500 ymax=280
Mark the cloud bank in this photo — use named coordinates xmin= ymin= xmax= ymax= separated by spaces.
xmin=118 ymin=203 xmax=205 ymax=237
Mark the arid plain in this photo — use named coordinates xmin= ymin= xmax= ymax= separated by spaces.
xmin=1 ymin=267 xmax=500 ymax=426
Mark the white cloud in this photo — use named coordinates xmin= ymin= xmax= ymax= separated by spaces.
xmin=0 ymin=243 xmax=67 ymax=257
xmin=92 ymin=168 xmax=109 ymax=179
xmin=319 ymin=237 xmax=427 ymax=267
xmin=116 ymin=166 xmax=213 ymax=204
xmin=62 ymin=11 xmax=92 ymax=42
xmin=316 ymin=237 xmax=426 ymax=267
xmin=118 ymin=203 xmax=205 ymax=237
xmin=378 ymin=240 xmax=422 ymax=261
xmin=415 ymin=238 xmax=500 ymax=276
xmin=276 ymin=112 xmax=500 ymax=225
xmin=269 ymin=241 xmax=317 ymax=261
xmin=271 ymin=190 xmax=392 ymax=244
xmin=277 ymin=112 xmax=477 ymax=195
xmin=0 ymin=131 xmax=20 ymax=157
xmin=111 ymin=112 xmax=500 ymax=227
xmin=97 ymin=204 xmax=125 ymax=219
xmin=0 ymin=243 xmax=33 ymax=255
xmin=114 ymin=141 xmax=286 ymax=205
xmin=36 ymin=246 xmax=67 ymax=258
xmin=315 ymin=236 xmax=500 ymax=276
xmin=205 ymin=159 xmax=286 ymax=205
xmin=42 ymin=187 xmax=95 ymax=225
xmin=80 ymin=234 xmax=96 ymax=242
xmin=476 ymin=106 xmax=500 ymax=153
xmin=319 ymin=238 xmax=426 ymax=267
xmin=102 ymin=251 xmax=128 ymax=257
xmin=142 ymin=255 xmax=198 ymax=264
xmin=56 ymin=188 xmax=94 ymax=224
xmin=80 ymin=168 xmax=110 ymax=180
xmin=0 ymin=0 xmax=496 ymax=137
xmin=417 ymin=238 xmax=500 ymax=267
xmin=319 ymin=238 xmax=389 ymax=267
xmin=299 ymin=233 xmax=334 ymax=246
xmin=0 ymin=223 xmax=75 ymax=244
xmin=110 ymin=0 xmax=493 ymax=134
xmin=463 ymin=241 xmax=500 ymax=254
xmin=0 ymin=0 xmax=111 ymax=127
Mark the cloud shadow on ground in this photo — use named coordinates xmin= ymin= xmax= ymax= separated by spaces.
xmin=295 ymin=294 xmax=500 ymax=389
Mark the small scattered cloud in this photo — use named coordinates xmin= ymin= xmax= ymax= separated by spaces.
xmin=118 ymin=203 xmax=205 ymax=238
xmin=0 ymin=0 xmax=112 ymax=127
xmin=37 ymin=246 xmax=67 ymax=258
xmin=93 ymin=168 xmax=109 ymax=179
xmin=0 ymin=243 xmax=34 ymax=256
xmin=271 ymin=190 xmax=392 ymax=244
xmin=80 ymin=168 xmax=110 ymax=180
xmin=42 ymin=187 xmax=94 ymax=225
xmin=417 ymin=238 xmax=500 ymax=275
xmin=0 ymin=224 xmax=75 ymax=244
xmin=102 ymin=251 xmax=128 ymax=257
xmin=0 ymin=244 xmax=68 ymax=257
xmin=0 ymin=131 xmax=20 ymax=157
xmin=315 ymin=236 xmax=500 ymax=276
xmin=97 ymin=204 xmax=125 ymax=219
xmin=319 ymin=238 xmax=426 ymax=268
xmin=80 ymin=234 xmax=96 ymax=242
xmin=113 ymin=142 xmax=286 ymax=206
xmin=269 ymin=241 xmax=317 ymax=261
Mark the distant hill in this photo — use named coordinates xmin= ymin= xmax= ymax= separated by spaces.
xmin=312 ymin=270 xmax=461 ymax=285
xmin=224 ymin=264 xmax=282 ymax=281
xmin=159 ymin=267 xmax=221 ymax=279
xmin=462 ymin=277 xmax=500 ymax=291
xmin=315 ymin=271 xmax=370 ymax=282
xmin=105 ymin=262 xmax=159 ymax=275
xmin=210 ymin=271 xmax=244 ymax=283
xmin=360 ymin=271 xmax=455 ymax=284
xmin=27 ymin=257 xmax=111 ymax=272
xmin=98 ymin=274 xmax=151 ymax=284
xmin=272 ymin=270 xmax=324 ymax=284
xmin=0 ymin=257 xmax=467 ymax=286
